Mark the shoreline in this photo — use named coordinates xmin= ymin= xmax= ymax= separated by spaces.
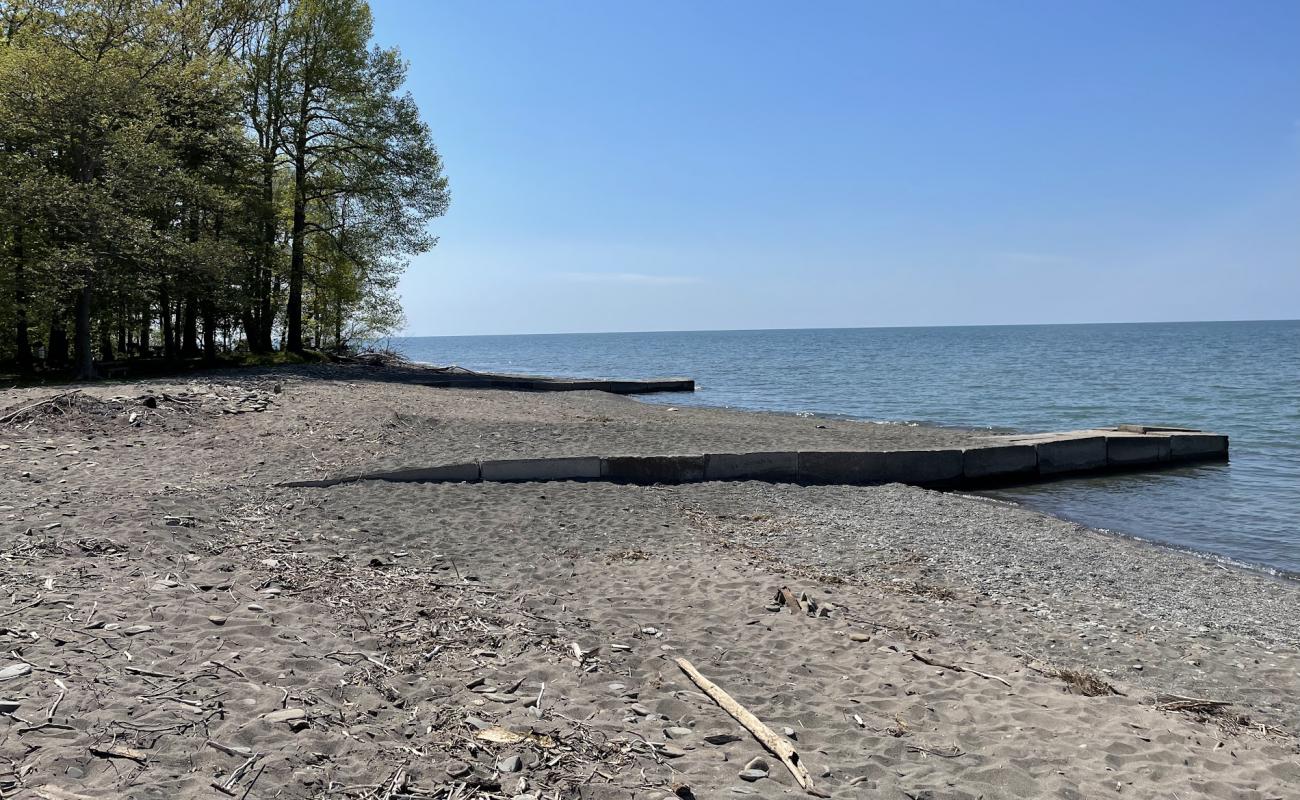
xmin=2 ymin=363 xmax=1296 ymax=798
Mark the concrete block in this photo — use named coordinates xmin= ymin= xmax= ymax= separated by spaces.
xmin=1117 ymin=423 xmax=1200 ymax=434
xmin=962 ymin=445 xmax=1038 ymax=480
xmin=281 ymin=475 xmax=358 ymax=488
xmin=883 ymin=449 xmax=964 ymax=485
xmin=1034 ymin=436 xmax=1107 ymax=474
xmin=797 ymin=451 xmax=889 ymax=484
xmin=600 ymin=455 xmax=706 ymax=484
xmin=480 ymin=456 xmax=601 ymax=482
xmin=1168 ymin=433 xmax=1229 ymax=461
xmin=370 ymin=463 xmax=482 ymax=483
xmin=1106 ymin=435 xmax=1170 ymax=466
xmin=704 ymin=451 xmax=799 ymax=481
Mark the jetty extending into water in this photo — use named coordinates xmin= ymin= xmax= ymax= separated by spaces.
xmin=415 ymin=369 xmax=695 ymax=394
xmin=285 ymin=425 xmax=1228 ymax=489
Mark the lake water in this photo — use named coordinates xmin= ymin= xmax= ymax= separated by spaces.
xmin=394 ymin=321 xmax=1300 ymax=575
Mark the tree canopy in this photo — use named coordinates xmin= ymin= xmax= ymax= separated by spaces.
xmin=0 ymin=0 xmax=448 ymax=377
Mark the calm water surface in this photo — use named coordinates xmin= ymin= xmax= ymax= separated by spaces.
xmin=395 ymin=321 xmax=1300 ymax=575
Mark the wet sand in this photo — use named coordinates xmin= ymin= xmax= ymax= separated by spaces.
xmin=1 ymin=365 xmax=1296 ymax=798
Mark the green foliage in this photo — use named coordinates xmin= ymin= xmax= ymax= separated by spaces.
xmin=0 ymin=0 xmax=448 ymax=373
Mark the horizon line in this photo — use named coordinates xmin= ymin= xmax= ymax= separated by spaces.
xmin=394 ymin=317 xmax=1300 ymax=340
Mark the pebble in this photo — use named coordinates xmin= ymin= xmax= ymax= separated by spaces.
xmin=0 ymin=664 xmax=32 ymax=681
xmin=629 ymin=703 xmax=651 ymax=716
xmin=738 ymin=769 xmax=767 ymax=782
xmin=704 ymin=732 xmax=741 ymax=745
xmin=664 ymin=726 xmax=693 ymax=739
xmin=657 ymin=743 xmax=688 ymax=758
xmin=207 ymin=615 xmax=227 ymax=626
xmin=497 ymin=755 xmax=523 ymax=773
xmin=764 ymin=603 xmax=782 ymax=612
xmin=247 ymin=603 xmax=265 ymax=612
xmin=264 ymin=708 xmax=306 ymax=723
xmin=782 ymin=726 xmax=797 ymax=739
xmin=744 ymin=757 xmax=769 ymax=772
xmin=445 ymin=761 xmax=471 ymax=779
xmin=848 ymin=632 xmax=871 ymax=642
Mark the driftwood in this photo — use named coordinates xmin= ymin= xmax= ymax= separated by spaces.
xmin=910 ymin=651 xmax=1012 ymax=688
xmin=674 ymin=657 xmax=817 ymax=794
xmin=1156 ymin=693 xmax=1233 ymax=713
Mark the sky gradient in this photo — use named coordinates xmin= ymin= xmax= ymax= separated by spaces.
xmin=370 ymin=0 xmax=1300 ymax=336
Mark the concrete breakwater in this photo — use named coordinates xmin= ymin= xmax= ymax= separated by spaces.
xmin=284 ymin=426 xmax=1228 ymax=489
xmin=417 ymin=373 xmax=695 ymax=394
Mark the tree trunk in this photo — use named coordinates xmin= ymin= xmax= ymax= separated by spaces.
xmin=161 ymin=281 xmax=175 ymax=359
xmin=139 ymin=303 xmax=151 ymax=357
xmin=334 ymin=297 xmax=343 ymax=351
xmin=287 ymin=152 xmax=307 ymax=352
xmin=252 ymin=152 xmax=277 ymax=353
xmin=48 ymin=314 xmax=68 ymax=368
xmin=12 ymin=226 xmax=32 ymax=372
xmin=181 ymin=295 xmax=200 ymax=357
xmin=201 ymin=298 xmax=217 ymax=363
xmin=99 ymin=323 xmax=114 ymax=362
xmin=74 ymin=284 xmax=94 ymax=380
xmin=173 ymin=301 xmax=183 ymax=356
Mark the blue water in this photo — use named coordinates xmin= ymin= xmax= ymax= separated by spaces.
xmin=394 ymin=321 xmax=1300 ymax=575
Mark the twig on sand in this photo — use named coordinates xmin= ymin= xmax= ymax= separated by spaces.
xmin=1024 ymin=659 xmax=1122 ymax=697
xmin=674 ymin=657 xmax=820 ymax=795
xmin=907 ymin=744 xmax=965 ymax=758
xmin=1156 ymin=693 xmax=1233 ymax=713
xmin=909 ymin=651 xmax=1012 ymax=688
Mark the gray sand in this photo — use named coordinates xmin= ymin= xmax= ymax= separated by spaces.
xmin=2 ymin=365 xmax=1297 ymax=798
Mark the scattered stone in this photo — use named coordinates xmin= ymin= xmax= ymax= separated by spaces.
xmin=848 ymin=632 xmax=871 ymax=642
xmin=264 ymin=708 xmax=306 ymax=724
xmin=446 ymin=761 xmax=472 ymax=779
xmin=0 ymin=664 xmax=32 ymax=681
xmin=247 ymin=603 xmax=265 ymax=612
xmin=781 ymin=726 xmax=797 ymax=739
xmin=484 ymin=693 xmax=518 ymax=704
xmin=497 ymin=755 xmax=523 ymax=773
xmin=122 ymin=624 xmax=154 ymax=636
xmin=704 ymin=732 xmax=741 ymax=745
xmin=738 ymin=769 xmax=767 ymax=782
xmin=744 ymin=757 xmax=769 ymax=772
xmin=0 ymin=699 xmax=20 ymax=713
xmin=664 ymin=726 xmax=693 ymax=739
xmin=764 ymin=603 xmax=782 ymax=612
xmin=629 ymin=703 xmax=651 ymax=716
xmin=657 ymin=743 xmax=688 ymax=758
xmin=207 ymin=615 xmax=227 ymax=626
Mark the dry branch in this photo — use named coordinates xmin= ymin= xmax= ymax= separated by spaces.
xmin=674 ymin=657 xmax=817 ymax=794
xmin=910 ymin=651 xmax=1012 ymax=688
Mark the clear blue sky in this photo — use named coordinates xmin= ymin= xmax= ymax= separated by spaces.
xmin=370 ymin=0 xmax=1300 ymax=336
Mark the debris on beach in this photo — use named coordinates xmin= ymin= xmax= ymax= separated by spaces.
xmin=0 ymin=384 xmax=278 ymax=432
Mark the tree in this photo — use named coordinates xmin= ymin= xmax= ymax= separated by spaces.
xmin=278 ymin=0 xmax=446 ymax=352
xmin=0 ymin=0 xmax=447 ymax=372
